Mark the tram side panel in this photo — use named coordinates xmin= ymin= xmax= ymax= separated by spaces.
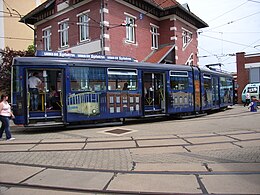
xmin=192 ymin=67 xmax=202 ymax=113
xmin=104 ymin=68 xmax=143 ymax=119
xmin=12 ymin=65 xmax=27 ymax=125
xmin=167 ymin=70 xmax=194 ymax=114
xmin=66 ymin=66 xmax=142 ymax=123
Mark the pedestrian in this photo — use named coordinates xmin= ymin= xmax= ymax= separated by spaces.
xmin=244 ymin=92 xmax=250 ymax=107
xmin=47 ymin=86 xmax=60 ymax=110
xmin=248 ymin=96 xmax=258 ymax=112
xmin=0 ymin=94 xmax=15 ymax=141
xmin=28 ymin=72 xmax=42 ymax=111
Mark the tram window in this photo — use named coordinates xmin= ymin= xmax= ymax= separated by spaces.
xmin=203 ymin=76 xmax=212 ymax=90
xmin=70 ymin=67 xmax=106 ymax=91
xmin=108 ymin=68 xmax=138 ymax=91
xmin=220 ymin=77 xmax=233 ymax=103
xmin=12 ymin=66 xmax=20 ymax=93
xmin=170 ymin=71 xmax=188 ymax=90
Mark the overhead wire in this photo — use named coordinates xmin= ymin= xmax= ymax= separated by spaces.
xmin=204 ymin=10 xmax=260 ymax=32
xmin=207 ymin=0 xmax=249 ymax=23
xmin=199 ymin=34 xmax=258 ymax=49
xmin=196 ymin=0 xmax=260 ymax=64
xmin=248 ymin=0 xmax=260 ymax=3
xmin=221 ymin=38 xmax=260 ymax=62
xmin=0 ymin=36 xmax=33 ymax=41
xmin=203 ymin=30 xmax=260 ymax=34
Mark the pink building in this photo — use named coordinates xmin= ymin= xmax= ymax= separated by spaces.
xmin=21 ymin=0 xmax=207 ymax=65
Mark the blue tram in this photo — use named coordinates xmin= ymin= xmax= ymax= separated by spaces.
xmin=11 ymin=52 xmax=234 ymax=126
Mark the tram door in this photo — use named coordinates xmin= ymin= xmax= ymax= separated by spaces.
xmin=143 ymin=72 xmax=166 ymax=115
xmin=26 ymin=69 xmax=64 ymax=124
xmin=212 ymin=77 xmax=219 ymax=108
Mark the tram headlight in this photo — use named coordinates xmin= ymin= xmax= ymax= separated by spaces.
xmin=92 ymin=109 xmax=96 ymax=114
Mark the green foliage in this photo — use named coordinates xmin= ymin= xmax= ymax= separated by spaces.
xmin=27 ymin=44 xmax=36 ymax=55
xmin=0 ymin=47 xmax=34 ymax=96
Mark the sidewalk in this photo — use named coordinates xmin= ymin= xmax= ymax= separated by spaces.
xmin=1 ymin=105 xmax=260 ymax=194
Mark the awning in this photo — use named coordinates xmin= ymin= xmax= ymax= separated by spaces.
xmin=145 ymin=45 xmax=175 ymax=63
xmin=19 ymin=0 xmax=55 ymax=25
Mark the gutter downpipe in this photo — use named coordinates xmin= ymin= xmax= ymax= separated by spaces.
xmin=100 ymin=0 xmax=105 ymax=55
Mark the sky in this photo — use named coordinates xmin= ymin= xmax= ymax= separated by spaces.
xmin=178 ymin=0 xmax=260 ymax=73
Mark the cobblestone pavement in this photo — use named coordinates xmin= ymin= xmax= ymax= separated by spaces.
xmin=0 ymin=105 xmax=260 ymax=194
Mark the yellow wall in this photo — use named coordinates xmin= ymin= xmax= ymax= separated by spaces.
xmin=3 ymin=0 xmax=46 ymax=51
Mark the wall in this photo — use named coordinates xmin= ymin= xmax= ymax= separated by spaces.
xmin=1 ymin=0 xmax=46 ymax=50
xmin=36 ymin=0 xmax=101 ymax=52
xmin=33 ymin=0 xmax=201 ymax=64
xmin=236 ymin=52 xmax=260 ymax=103
xmin=173 ymin=17 xmax=198 ymax=65
xmin=105 ymin=0 xmax=160 ymax=61
xmin=0 ymin=1 xmax=4 ymax=49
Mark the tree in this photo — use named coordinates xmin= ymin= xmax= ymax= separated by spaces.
xmin=27 ymin=44 xmax=35 ymax=54
xmin=0 ymin=47 xmax=34 ymax=96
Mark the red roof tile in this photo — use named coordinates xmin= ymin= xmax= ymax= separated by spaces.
xmin=145 ymin=0 xmax=179 ymax=9
xmin=145 ymin=45 xmax=175 ymax=63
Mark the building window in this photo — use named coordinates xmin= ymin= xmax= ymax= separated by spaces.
xmin=42 ymin=27 xmax=51 ymax=51
xmin=151 ymin=24 xmax=159 ymax=49
xmin=58 ymin=19 xmax=69 ymax=47
xmin=77 ymin=11 xmax=90 ymax=42
xmin=185 ymin=53 xmax=194 ymax=65
xmin=125 ymin=16 xmax=135 ymax=43
xmin=182 ymin=28 xmax=192 ymax=48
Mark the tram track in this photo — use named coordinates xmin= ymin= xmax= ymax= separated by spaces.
xmin=1 ymin=107 xmax=259 ymax=194
xmin=1 ymin=182 xmax=182 ymax=195
xmin=1 ymin=134 xmax=259 ymax=193
xmin=1 ymin=161 xmax=260 ymax=175
xmin=1 ymin=160 xmax=260 ymax=195
xmin=0 ymin=131 xmax=259 ymax=152
xmin=9 ymin=107 xmax=258 ymax=134
xmin=167 ymin=110 xmax=260 ymax=123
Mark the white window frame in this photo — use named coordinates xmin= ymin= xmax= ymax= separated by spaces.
xmin=58 ymin=18 xmax=69 ymax=48
xmin=170 ymin=71 xmax=188 ymax=77
xmin=185 ymin=53 xmax=194 ymax=65
xmin=150 ymin=24 xmax=159 ymax=49
xmin=77 ymin=10 xmax=90 ymax=42
xmin=42 ymin=26 xmax=51 ymax=51
xmin=107 ymin=68 xmax=138 ymax=76
xmin=124 ymin=14 xmax=136 ymax=43
xmin=203 ymin=74 xmax=211 ymax=80
xmin=182 ymin=28 xmax=192 ymax=48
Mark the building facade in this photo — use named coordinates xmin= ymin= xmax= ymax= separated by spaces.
xmin=21 ymin=0 xmax=208 ymax=64
xmin=236 ymin=52 xmax=260 ymax=103
xmin=0 ymin=0 xmax=46 ymax=50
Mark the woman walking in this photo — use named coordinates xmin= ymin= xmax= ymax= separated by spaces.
xmin=0 ymin=94 xmax=15 ymax=141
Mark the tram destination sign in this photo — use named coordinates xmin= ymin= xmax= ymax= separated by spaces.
xmin=35 ymin=50 xmax=135 ymax=62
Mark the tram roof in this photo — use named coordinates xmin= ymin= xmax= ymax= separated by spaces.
xmin=13 ymin=57 xmax=192 ymax=71
xmin=12 ymin=57 xmax=232 ymax=77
